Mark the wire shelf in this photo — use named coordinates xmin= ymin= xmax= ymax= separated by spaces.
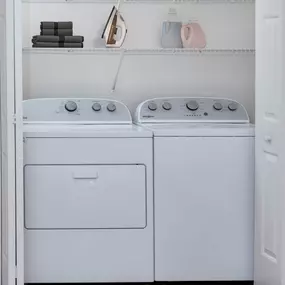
xmin=22 ymin=0 xmax=255 ymax=4
xmin=23 ymin=47 xmax=255 ymax=56
xmin=22 ymin=0 xmax=116 ymax=3
xmin=125 ymin=48 xmax=255 ymax=55
xmin=23 ymin=47 xmax=124 ymax=55
xmin=125 ymin=0 xmax=254 ymax=3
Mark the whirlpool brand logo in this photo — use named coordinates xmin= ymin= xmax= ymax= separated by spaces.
xmin=143 ymin=115 xmax=154 ymax=118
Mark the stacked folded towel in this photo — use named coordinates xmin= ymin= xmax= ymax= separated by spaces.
xmin=41 ymin=21 xmax=73 ymax=36
xmin=40 ymin=29 xmax=73 ymax=36
xmin=32 ymin=22 xmax=84 ymax=48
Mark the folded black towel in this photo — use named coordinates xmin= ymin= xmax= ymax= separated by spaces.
xmin=33 ymin=42 xmax=83 ymax=48
xmin=41 ymin=21 xmax=73 ymax=30
xmin=32 ymin=35 xmax=84 ymax=43
xmin=41 ymin=29 xmax=73 ymax=36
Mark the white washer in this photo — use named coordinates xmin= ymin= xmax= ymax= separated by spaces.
xmin=23 ymin=98 xmax=154 ymax=283
xmin=135 ymin=97 xmax=255 ymax=281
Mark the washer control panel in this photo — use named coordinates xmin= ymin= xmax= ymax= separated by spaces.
xmin=135 ymin=97 xmax=249 ymax=123
xmin=23 ymin=98 xmax=132 ymax=124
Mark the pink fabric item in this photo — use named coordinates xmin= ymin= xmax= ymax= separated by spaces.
xmin=181 ymin=23 xmax=206 ymax=48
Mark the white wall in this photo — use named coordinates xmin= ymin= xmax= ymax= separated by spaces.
xmin=22 ymin=1 xmax=255 ymax=121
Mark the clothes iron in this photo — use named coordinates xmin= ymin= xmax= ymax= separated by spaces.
xmin=102 ymin=2 xmax=127 ymax=48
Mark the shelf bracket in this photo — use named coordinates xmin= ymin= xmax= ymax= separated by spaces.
xmin=111 ymin=49 xmax=125 ymax=92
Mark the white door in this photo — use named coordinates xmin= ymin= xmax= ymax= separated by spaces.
xmin=0 ymin=0 xmax=23 ymax=284
xmin=255 ymin=0 xmax=285 ymax=284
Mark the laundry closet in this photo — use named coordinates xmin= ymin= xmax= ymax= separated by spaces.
xmin=1 ymin=0 xmax=285 ymax=284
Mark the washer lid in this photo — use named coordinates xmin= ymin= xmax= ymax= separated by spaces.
xmin=141 ymin=123 xmax=255 ymax=137
xmin=24 ymin=124 xmax=152 ymax=138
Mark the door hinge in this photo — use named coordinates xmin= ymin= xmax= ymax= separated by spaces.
xmin=13 ymin=114 xmax=17 ymax=124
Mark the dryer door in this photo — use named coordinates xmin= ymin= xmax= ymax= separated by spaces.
xmin=24 ymin=165 xmax=146 ymax=229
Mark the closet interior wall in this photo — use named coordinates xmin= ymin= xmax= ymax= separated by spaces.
xmin=22 ymin=0 xmax=255 ymax=121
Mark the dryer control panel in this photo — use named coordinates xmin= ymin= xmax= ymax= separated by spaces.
xmin=23 ymin=98 xmax=132 ymax=124
xmin=135 ymin=97 xmax=250 ymax=124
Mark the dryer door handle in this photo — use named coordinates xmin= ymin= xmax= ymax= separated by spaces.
xmin=72 ymin=172 xmax=99 ymax=180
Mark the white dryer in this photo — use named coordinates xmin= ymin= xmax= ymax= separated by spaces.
xmin=23 ymin=98 xmax=154 ymax=283
xmin=135 ymin=97 xmax=255 ymax=282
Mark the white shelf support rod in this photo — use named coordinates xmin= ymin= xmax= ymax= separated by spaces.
xmin=111 ymin=49 xmax=125 ymax=92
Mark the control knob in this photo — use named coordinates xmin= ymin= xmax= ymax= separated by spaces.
xmin=186 ymin=100 xmax=199 ymax=111
xmin=213 ymin=102 xmax=223 ymax=111
xmin=228 ymin=102 xmax=238 ymax=111
xmin=162 ymin=102 xmax=172 ymax=111
xmin=65 ymin=101 xmax=77 ymax=112
xmin=148 ymin=102 xmax=158 ymax=111
xmin=107 ymin=103 xmax=116 ymax=112
xmin=92 ymin=103 xmax=101 ymax=112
